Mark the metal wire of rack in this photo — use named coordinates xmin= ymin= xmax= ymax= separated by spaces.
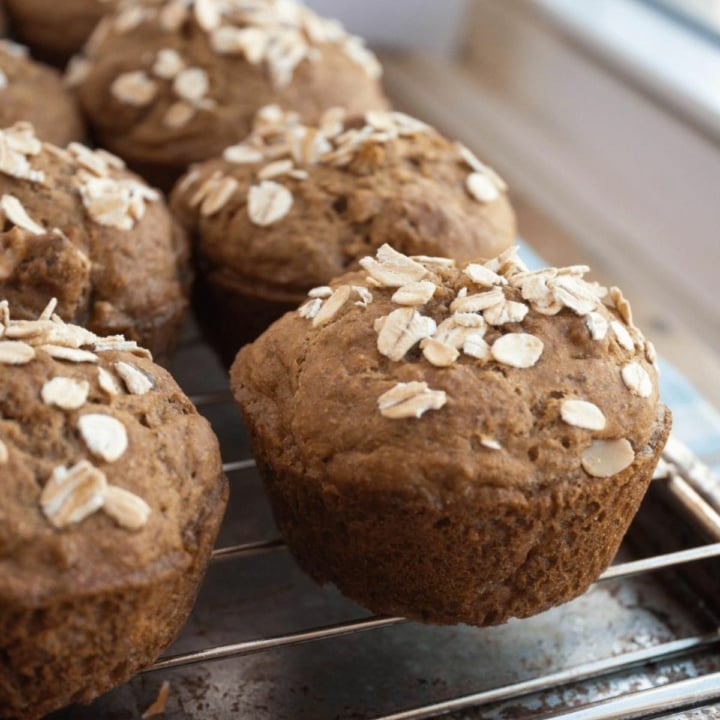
xmin=55 ymin=331 xmax=720 ymax=720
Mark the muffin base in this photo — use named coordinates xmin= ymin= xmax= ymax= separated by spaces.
xmin=0 ymin=472 xmax=227 ymax=720
xmin=253 ymin=406 xmax=671 ymax=626
xmin=193 ymin=273 xmax=304 ymax=368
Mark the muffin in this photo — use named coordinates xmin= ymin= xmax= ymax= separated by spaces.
xmin=172 ymin=107 xmax=516 ymax=362
xmin=4 ymin=0 xmax=117 ymax=65
xmin=0 ymin=40 xmax=84 ymax=146
xmin=0 ymin=299 xmax=228 ymax=720
xmin=69 ymin=0 xmax=389 ymax=188
xmin=0 ymin=122 xmax=189 ymax=360
xmin=231 ymin=244 xmax=671 ymax=626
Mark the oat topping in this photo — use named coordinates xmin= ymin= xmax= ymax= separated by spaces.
xmin=611 ymin=321 xmax=635 ymax=352
xmin=296 ymin=245 xmax=656 ymax=452
xmin=200 ymin=175 xmax=238 ymax=216
xmin=41 ymin=460 xmax=151 ymax=531
xmin=464 ymin=263 xmax=506 ymax=287
xmin=466 ymin=172 xmax=500 ymax=204
xmin=39 ymin=345 xmax=99 ymax=364
xmin=377 ymin=308 xmax=436 ymax=361
xmin=111 ymin=71 xmax=158 ymax=106
xmin=308 ymin=286 xmax=333 ymax=299
xmin=0 ymin=194 xmax=45 ymax=235
xmin=153 ymin=48 xmax=185 ymax=79
xmin=247 ymin=180 xmax=293 ymax=226
xmin=311 ymin=284 xmax=352 ymax=327
xmin=491 ymin=333 xmax=544 ymax=369
xmin=41 ymin=377 xmax=91 ymax=411
xmin=0 ymin=439 xmax=8 ymax=464
xmin=360 ymin=245 xmax=428 ymax=288
xmin=421 ymin=337 xmax=459 ymax=367
xmin=173 ymin=67 xmax=210 ymax=103
xmin=298 ymin=298 xmax=322 ymax=320
xmin=0 ymin=124 xmax=160 ymax=231
xmin=78 ymin=0 xmax=383 ymax=124
xmin=0 ymin=340 xmax=35 ymax=365
xmin=622 ymin=362 xmax=653 ymax=398
xmin=561 ymin=399 xmax=606 ymax=431
xmin=581 ymin=439 xmax=635 ymax=478
xmin=378 ymin=382 xmax=447 ymax=419
xmin=115 ymin=362 xmax=154 ymax=395
xmin=98 ymin=366 xmax=121 ymax=396
xmin=0 ymin=123 xmax=45 ymax=184
xmin=103 ymin=485 xmax=152 ymax=531
xmin=164 ymin=101 xmax=197 ymax=128
xmin=392 ymin=281 xmax=437 ymax=307
xmin=41 ymin=460 xmax=107 ymax=529
xmin=78 ymin=414 xmax=129 ymax=463
xmin=586 ymin=312 xmax=609 ymax=341
xmin=479 ymin=436 xmax=502 ymax=451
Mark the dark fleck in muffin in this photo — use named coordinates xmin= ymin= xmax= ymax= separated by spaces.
xmin=4 ymin=0 xmax=118 ymax=66
xmin=0 ymin=41 xmax=84 ymax=145
xmin=172 ymin=107 xmax=515 ymax=362
xmin=0 ymin=299 xmax=227 ymax=720
xmin=0 ymin=122 xmax=189 ymax=360
xmin=69 ymin=0 xmax=388 ymax=188
xmin=231 ymin=244 xmax=671 ymax=626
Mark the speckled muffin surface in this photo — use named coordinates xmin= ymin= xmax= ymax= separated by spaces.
xmin=172 ymin=108 xmax=515 ymax=357
xmin=0 ymin=122 xmax=189 ymax=359
xmin=70 ymin=0 xmax=388 ymax=185
xmin=0 ymin=41 xmax=84 ymax=146
xmin=0 ymin=300 xmax=227 ymax=720
xmin=5 ymin=0 xmax=117 ymax=64
xmin=232 ymin=244 xmax=671 ymax=626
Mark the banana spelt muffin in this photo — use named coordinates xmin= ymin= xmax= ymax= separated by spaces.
xmin=0 ymin=299 xmax=228 ymax=720
xmin=69 ymin=0 xmax=388 ymax=188
xmin=0 ymin=41 xmax=84 ymax=146
xmin=0 ymin=122 xmax=189 ymax=360
xmin=5 ymin=0 xmax=118 ymax=65
xmin=172 ymin=107 xmax=515 ymax=362
xmin=231 ymin=244 xmax=671 ymax=626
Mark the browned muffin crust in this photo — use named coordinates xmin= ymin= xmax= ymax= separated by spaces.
xmin=232 ymin=245 xmax=671 ymax=626
xmin=172 ymin=107 xmax=516 ymax=360
xmin=0 ymin=122 xmax=189 ymax=360
xmin=0 ymin=41 xmax=84 ymax=146
xmin=0 ymin=300 xmax=228 ymax=720
xmin=69 ymin=0 xmax=388 ymax=187
xmin=4 ymin=0 xmax=117 ymax=65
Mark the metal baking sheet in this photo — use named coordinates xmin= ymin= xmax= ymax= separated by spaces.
xmin=48 ymin=320 xmax=720 ymax=720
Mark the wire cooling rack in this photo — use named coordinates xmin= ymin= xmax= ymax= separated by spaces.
xmin=52 ymin=322 xmax=720 ymax=720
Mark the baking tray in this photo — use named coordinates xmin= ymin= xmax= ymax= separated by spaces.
xmin=48 ymin=318 xmax=720 ymax=720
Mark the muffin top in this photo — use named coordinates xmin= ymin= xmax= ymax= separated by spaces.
xmin=0 ymin=41 xmax=84 ymax=146
xmin=232 ymin=244 xmax=664 ymax=500
xmin=69 ymin=0 xmax=388 ymax=168
xmin=4 ymin=0 xmax=119 ymax=62
xmin=172 ymin=108 xmax=516 ymax=297
xmin=0 ymin=299 xmax=225 ymax=603
xmin=0 ymin=122 xmax=188 ymax=354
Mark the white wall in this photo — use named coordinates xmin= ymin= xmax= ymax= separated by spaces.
xmin=304 ymin=0 xmax=469 ymax=55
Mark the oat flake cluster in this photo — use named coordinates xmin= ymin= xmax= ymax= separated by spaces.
xmin=298 ymin=244 xmax=659 ymax=479
xmin=184 ymin=106 xmax=507 ymax=226
xmin=0 ymin=298 xmax=155 ymax=532
xmin=70 ymin=0 xmax=381 ymax=128
xmin=0 ymin=122 xmax=160 ymax=231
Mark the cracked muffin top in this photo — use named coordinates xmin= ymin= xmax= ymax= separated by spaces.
xmin=0 ymin=41 xmax=84 ymax=145
xmin=0 ymin=299 xmax=226 ymax=603
xmin=69 ymin=0 xmax=388 ymax=177
xmin=232 ymin=244 xmax=665 ymax=499
xmin=5 ymin=0 xmax=120 ymax=63
xmin=172 ymin=108 xmax=516 ymax=299
xmin=0 ymin=122 xmax=189 ymax=358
